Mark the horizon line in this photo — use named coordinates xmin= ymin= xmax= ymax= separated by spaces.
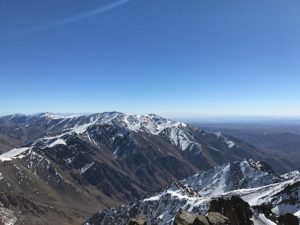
xmin=1 ymin=111 xmax=300 ymax=120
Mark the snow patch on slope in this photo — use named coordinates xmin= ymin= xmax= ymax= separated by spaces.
xmin=80 ymin=162 xmax=95 ymax=174
xmin=281 ymin=171 xmax=300 ymax=180
xmin=183 ymin=164 xmax=230 ymax=196
xmin=225 ymin=140 xmax=235 ymax=149
xmin=168 ymin=126 xmax=200 ymax=151
xmin=215 ymin=132 xmax=236 ymax=149
xmin=0 ymin=207 xmax=17 ymax=225
xmin=0 ymin=147 xmax=29 ymax=161
xmin=47 ymin=139 xmax=66 ymax=148
xmin=30 ymin=134 xmax=68 ymax=149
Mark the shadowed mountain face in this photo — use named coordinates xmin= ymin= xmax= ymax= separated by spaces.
xmin=0 ymin=112 xmax=296 ymax=224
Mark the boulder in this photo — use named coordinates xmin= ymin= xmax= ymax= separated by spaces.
xmin=193 ymin=215 xmax=210 ymax=225
xmin=174 ymin=211 xmax=229 ymax=225
xmin=207 ymin=212 xmax=229 ymax=225
xmin=208 ymin=196 xmax=253 ymax=225
xmin=128 ymin=217 xmax=147 ymax=225
xmin=174 ymin=211 xmax=198 ymax=225
xmin=278 ymin=213 xmax=299 ymax=225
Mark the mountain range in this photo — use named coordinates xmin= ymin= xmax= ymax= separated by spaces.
xmin=0 ymin=112 xmax=299 ymax=225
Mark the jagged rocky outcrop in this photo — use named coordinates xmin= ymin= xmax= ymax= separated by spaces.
xmin=209 ymin=196 xmax=253 ymax=225
xmin=128 ymin=218 xmax=147 ymax=225
xmin=278 ymin=213 xmax=299 ymax=225
xmin=174 ymin=211 xmax=229 ymax=225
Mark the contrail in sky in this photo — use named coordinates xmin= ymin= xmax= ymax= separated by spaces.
xmin=1 ymin=0 xmax=131 ymax=38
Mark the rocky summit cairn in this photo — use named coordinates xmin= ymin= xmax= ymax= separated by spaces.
xmin=174 ymin=211 xmax=229 ymax=225
xmin=278 ymin=213 xmax=299 ymax=225
xmin=128 ymin=217 xmax=147 ymax=225
xmin=208 ymin=196 xmax=253 ymax=225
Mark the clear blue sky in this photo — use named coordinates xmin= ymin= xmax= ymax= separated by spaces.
xmin=0 ymin=0 xmax=299 ymax=117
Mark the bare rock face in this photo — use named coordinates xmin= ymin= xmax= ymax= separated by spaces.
xmin=206 ymin=212 xmax=229 ymax=225
xmin=193 ymin=215 xmax=210 ymax=225
xmin=174 ymin=211 xmax=198 ymax=225
xmin=278 ymin=213 xmax=299 ymax=225
xmin=208 ymin=196 xmax=253 ymax=225
xmin=174 ymin=211 xmax=229 ymax=225
xmin=128 ymin=217 xmax=147 ymax=225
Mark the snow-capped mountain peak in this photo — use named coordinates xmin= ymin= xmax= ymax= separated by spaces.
xmin=0 ymin=112 xmax=288 ymax=165
xmin=47 ymin=112 xmax=186 ymax=136
xmin=23 ymin=112 xmax=196 ymax=155
xmin=183 ymin=159 xmax=282 ymax=197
